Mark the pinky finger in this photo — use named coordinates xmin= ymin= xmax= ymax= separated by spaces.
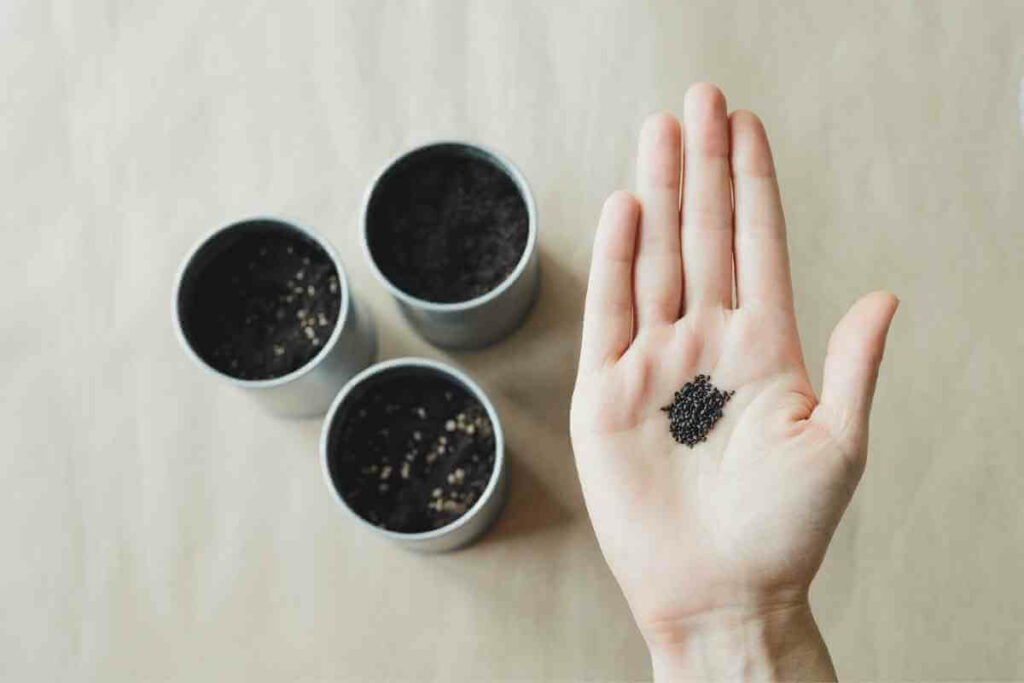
xmin=578 ymin=190 xmax=641 ymax=375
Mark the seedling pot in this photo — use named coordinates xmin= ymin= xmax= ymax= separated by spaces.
xmin=361 ymin=141 xmax=539 ymax=349
xmin=320 ymin=358 xmax=507 ymax=552
xmin=173 ymin=217 xmax=378 ymax=417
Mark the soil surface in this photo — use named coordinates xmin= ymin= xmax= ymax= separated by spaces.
xmin=184 ymin=230 xmax=341 ymax=380
xmin=367 ymin=149 xmax=528 ymax=303
xmin=328 ymin=372 xmax=496 ymax=533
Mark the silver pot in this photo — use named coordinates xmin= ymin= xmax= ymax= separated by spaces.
xmin=172 ymin=217 xmax=378 ymax=417
xmin=320 ymin=358 xmax=507 ymax=552
xmin=361 ymin=141 xmax=539 ymax=349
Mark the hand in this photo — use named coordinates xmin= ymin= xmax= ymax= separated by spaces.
xmin=570 ymin=83 xmax=898 ymax=680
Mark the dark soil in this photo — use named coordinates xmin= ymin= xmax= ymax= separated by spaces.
xmin=661 ymin=375 xmax=735 ymax=447
xmin=328 ymin=372 xmax=496 ymax=533
xmin=184 ymin=230 xmax=341 ymax=380
xmin=367 ymin=149 xmax=528 ymax=303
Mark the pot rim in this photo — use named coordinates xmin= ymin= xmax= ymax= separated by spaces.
xmin=319 ymin=357 xmax=505 ymax=542
xmin=360 ymin=140 xmax=538 ymax=312
xmin=171 ymin=216 xmax=352 ymax=390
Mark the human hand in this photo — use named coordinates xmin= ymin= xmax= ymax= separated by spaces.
xmin=570 ymin=84 xmax=898 ymax=680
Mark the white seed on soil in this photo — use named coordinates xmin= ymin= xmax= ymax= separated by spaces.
xmin=296 ymin=270 xmax=305 ymax=280
xmin=273 ymin=345 xmax=285 ymax=357
xmin=412 ymin=431 xmax=421 ymax=441
xmin=442 ymin=500 xmax=466 ymax=514
xmin=312 ymin=337 xmax=320 ymax=345
xmin=454 ymin=468 xmax=465 ymax=483
xmin=445 ymin=420 xmax=456 ymax=432
xmin=297 ymin=309 xmax=307 ymax=319
xmin=400 ymin=462 xmax=410 ymax=479
xmin=307 ymin=286 xmax=315 ymax=296
xmin=304 ymin=327 xmax=315 ymax=339
xmin=426 ymin=452 xmax=437 ymax=464
xmin=318 ymin=314 xmax=328 ymax=326
xmin=414 ymin=407 xmax=427 ymax=419
xmin=438 ymin=436 xmax=447 ymax=445
xmin=380 ymin=466 xmax=392 ymax=480
xmin=465 ymin=425 xmax=475 ymax=435
xmin=431 ymin=488 xmax=442 ymax=498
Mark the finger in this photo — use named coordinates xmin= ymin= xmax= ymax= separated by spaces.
xmin=730 ymin=110 xmax=794 ymax=313
xmin=633 ymin=112 xmax=683 ymax=328
xmin=579 ymin=191 xmax=642 ymax=374
xmin=813 ymin=291 xmax=900 ymax=455
xmin=682 ymin=83 xmax=734 ymax=310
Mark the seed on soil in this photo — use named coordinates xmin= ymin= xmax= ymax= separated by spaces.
xmin=445 ymin=419 xmax=456 ymax=432
xmin=183 ymin=230 xmax=341 ymax=381
xmin=327 ymin=373 xmax=496 ymax=534
xmin=661 ymin=374 xmax=735 ymax=447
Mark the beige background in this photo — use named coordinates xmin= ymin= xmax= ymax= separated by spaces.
xmin=2 ymin=1 xmax=1023 ymax=680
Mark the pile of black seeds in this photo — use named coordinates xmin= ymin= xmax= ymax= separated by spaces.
xmin=185 ymin=231 xmax=341 ymax=380
xmin=661 ymin=374 xmax=735 ymax=447
xmin=366 ymin=149 xmax=529 ymax=303
xmin=328 ymin=373 xmax=496 ymax=533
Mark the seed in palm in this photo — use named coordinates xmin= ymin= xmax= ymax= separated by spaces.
xmin=661 ymin=374 xmax=735 ymax=447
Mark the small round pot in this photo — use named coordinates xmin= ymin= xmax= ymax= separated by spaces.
xmin=361 ymin=141 xmax=539 ymax=349
xmin=172 ymin=217 xmax=378 ymax=417
xmin=320 ymin=358 xmax=507 ymax=552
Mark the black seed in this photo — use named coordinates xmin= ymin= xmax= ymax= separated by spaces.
xmin=661 ymin=374 xmax=735 ymax=448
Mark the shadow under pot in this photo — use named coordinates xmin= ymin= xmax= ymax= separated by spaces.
xmin=173 ymin=217 xmax=378 ymax=417
xmin=320 ymin=358 xmax=507 ymax=552
xmin=362 ymin=141 xmax=539 ymax=349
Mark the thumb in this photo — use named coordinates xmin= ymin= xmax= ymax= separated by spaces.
xmin=813 ymin=291 xmax=900 ymax=454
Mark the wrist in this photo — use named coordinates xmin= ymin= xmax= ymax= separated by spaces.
xmin=644 ymin=601 xmax=836 ymax=682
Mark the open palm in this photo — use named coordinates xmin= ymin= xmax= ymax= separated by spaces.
xmin=569 ymin=84 xmax=898 ymax=672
